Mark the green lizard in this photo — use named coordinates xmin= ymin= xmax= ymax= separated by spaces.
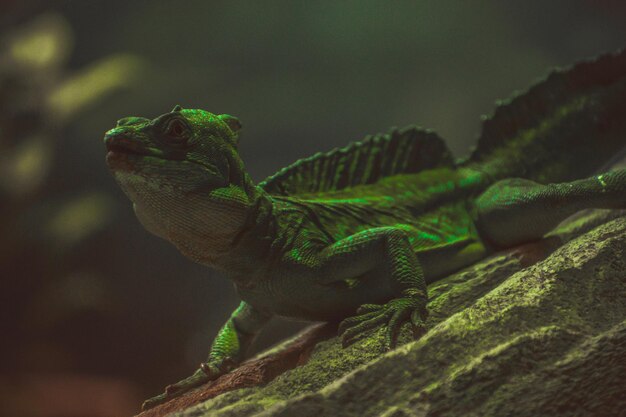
xmin=104 ymin=49 xmax=626 ymax=407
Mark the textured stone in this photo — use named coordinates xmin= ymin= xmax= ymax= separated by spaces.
xmin=156 ymin=206 xmax=625 ymax=417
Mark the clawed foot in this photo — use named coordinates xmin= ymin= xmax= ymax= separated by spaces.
xmin=338 ymin=297 xmax=428 ymax=349
xmin=142 ymin=360 xmax=232 ymax=410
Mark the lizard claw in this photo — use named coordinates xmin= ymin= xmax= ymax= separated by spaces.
xmin=410 ymin=309 xmax=428 ymax=339
xmin=142 ymin=361 xmax=228 ymax=410
xmin=338 ymin=297 xmax=428 ymax=349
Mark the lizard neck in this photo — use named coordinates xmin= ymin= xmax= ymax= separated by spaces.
xmin=166 ymin=177 xmax=273 ymax=271
xmin=220 ymin=190 xmax=279 ymax=283
xmin=126 ymin=168 xmax=274 ymax=277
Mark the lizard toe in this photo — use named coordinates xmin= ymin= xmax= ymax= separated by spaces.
xmin=410 ymin=309 xmax=428 ymax=339
xmin=143 ymin=367 xmax=214 ymax=410
xmin=384 ymin=307 xmax=412 ymax=350
xmin=356 ymin=304 xmax=384 ymax=314
xmin=338 ymin=311 xmax=379 ymax=336
xmin=340 ymin=311 xmax=389 ymax=347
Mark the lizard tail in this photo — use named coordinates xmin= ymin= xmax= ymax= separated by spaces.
xmin=463 ymin=48 xmax=626 ymax=183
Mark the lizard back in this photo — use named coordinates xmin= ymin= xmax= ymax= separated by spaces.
xmin=259 ymin=48 xmax=626 ymax=280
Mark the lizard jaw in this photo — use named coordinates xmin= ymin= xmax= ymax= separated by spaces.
xmin=106 ymin=149 xmax=142 ymax=171
xmin=104 ymin=132 xmax=151 ymax=171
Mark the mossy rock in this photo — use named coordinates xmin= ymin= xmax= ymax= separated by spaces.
xmin=160 ymin=207 xmax=625 ymax=417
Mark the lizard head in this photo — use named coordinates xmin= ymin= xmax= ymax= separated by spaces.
xmin=104 ymin=105 xmax=243 ymax=193
xmin=104 ymin=106 xmax=259 ymax=249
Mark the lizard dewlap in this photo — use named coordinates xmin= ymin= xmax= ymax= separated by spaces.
xmin=103 ymin=49 xmax=626 ymax=409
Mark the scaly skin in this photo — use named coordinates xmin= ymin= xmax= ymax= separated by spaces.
xmin=104 ymin=50 xmax=626 ymax=409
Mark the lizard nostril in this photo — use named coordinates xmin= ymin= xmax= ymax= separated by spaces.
xmin=104 ymin=128 xmax=123 ymax=143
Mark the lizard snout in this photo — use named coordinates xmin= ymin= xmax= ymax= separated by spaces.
xmin=104 ymin=128 xmax=148 ymax=156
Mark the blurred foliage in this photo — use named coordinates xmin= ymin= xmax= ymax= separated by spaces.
xmin=7 ymin=14 xmax=72 ymax=70
xmin=48 ymin=54 xmax=143 ymax=122
xmin=0 ymin=11 xmax=145 ymax=417
xmin=0 ymin=135 xmax=51 ymax=197
xmin=0 ymin=1 xmax=625 ymax=416
xmin=45 ymin=192 xmax=113 ymax=247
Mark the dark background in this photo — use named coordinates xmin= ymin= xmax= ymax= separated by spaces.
xmin=1 ymin=1 xmax=625 ymax=416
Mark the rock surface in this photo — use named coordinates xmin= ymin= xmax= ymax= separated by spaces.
xmin=139 ymin=206 xmax=626 ymax=417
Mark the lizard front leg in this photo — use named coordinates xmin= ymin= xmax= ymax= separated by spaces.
xmin=317 ymin=227 xmax=428 ymax=349
xmin=143 ymin=301 xmax=271 ymax=409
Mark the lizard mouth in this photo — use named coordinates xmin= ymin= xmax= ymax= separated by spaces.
xmin=105 ymin=136 xmax=148 ymax=156
xmin=105 ymin=135 xmax=150 ymax=170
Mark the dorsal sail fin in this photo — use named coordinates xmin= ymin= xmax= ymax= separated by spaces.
xmin=468 ymin=48 xmax=626 ymax=183
xmin=259 ymin=126 xmax=454 ymax=196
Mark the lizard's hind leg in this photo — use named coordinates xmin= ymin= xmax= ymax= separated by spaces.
xmin=474 ymin=169 xmax=626 ymax=248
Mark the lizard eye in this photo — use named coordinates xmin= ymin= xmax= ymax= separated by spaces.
xmin=165 ymin=119 xmax=187 ymax=139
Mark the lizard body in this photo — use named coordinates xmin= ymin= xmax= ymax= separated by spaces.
xmin=104 ymin=49 xmax=626 ymax=407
